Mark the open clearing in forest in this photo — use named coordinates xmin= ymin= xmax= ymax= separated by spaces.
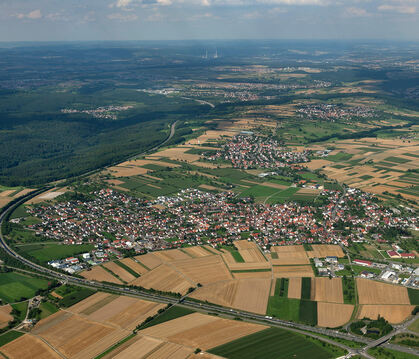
xmin=80 ymin=265 xmax=123 ymax=285
xmin=357 ymin=305 xmax=414 ymax=324
xmin=171 ymin=255 xmax=233 ymax=285
xmin=130 ymin=264 xmax=194 ymax=295
xmin=0 ymin=334 xmax=62 ymax=359
xmin=273 ymin=265 xmax=314 ymax=278
xmin=140 ymin=312 xmax=266 ymax=351
xmin=317 ymin=302 xmax=354 ymax=328
xmin=190 ymin=279 xmax=271 ymax=314
xmin=356 ymin=278 xmax=410 ymax=305
xmin=311 ymin=278 xmax=344 ymax=303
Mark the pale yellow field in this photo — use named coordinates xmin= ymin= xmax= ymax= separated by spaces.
xmin=108 ymin=165 xmax=149 ymax=177
xmin=356 ymin=278 xmax=410 ymax=305
xmin=239 ymin=248 xmax=267 ymax=263
xmin=234 ymin=240 xmax=257 ymax=250
xmin=357 ymin=305 xmax=414 ymax=324
xmin=140 ymin=313 xmax=266 ymax=351
xmin=80 ymin=265 xmax=123 ymax=284
xmin=306 ymin=245 xmax=345 ymax=258
xmin=232 ymin=271 xmax=272 ymax=279
xmin=0 ymin=334 xmax=62 ymax=359
xmin=287 ymin=278 xmax=302 ymax=299
xmin=190 ymin=278 xmax=270 ymax=314
xmin=130 ymin=264 xmax=193 ymax=295
xmin=270 ymin=245 xmax=309 ymax=265
xmin=0 ymin=304 xmax=13 ymax=329
xmin=0 ymin=190 xmax=15 ymax=197
xmin=112 ymin=336 xmax=163 ymax=359
xmin=120 ymin=257 xmax=149 ymax=275
xmin=172 ymin=255 xmax=233 ymax=285
xmin=311 ymin=278 xmax=343 ymax=303
xmin=33 ymin=311 xmax=128 ymax=359
xmin=66 ymin=292 xmax=110 ymax=314
xmin=0 ymin=197 xmax=13 ymax=208
xmin=102 ymin=261 xmax=136 ymax=283
xmin=148 ymin=147 xmax=201 ymax=162
xmin=152 ymin=249 xmax=192 ymax=262
xmin=134 ymin=253 xmax=163 ymax=270
xmin=222 ymin=250 xmax=271 ymax=270
xmin=181 ymin=246 xmax=213 ymax=258
xmin=272 ymin=265 xmax=314 ymax=278
xmin=317 ymin=303 xmax=354 ymax=328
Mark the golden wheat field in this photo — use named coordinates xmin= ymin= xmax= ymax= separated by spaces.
xmin=356 ymin=278 xmax=410 ymax=305
xmin=357 ymin=304 xmax=414 ymax=324
xmin=317 ymin=303 xmax=354 ymax=328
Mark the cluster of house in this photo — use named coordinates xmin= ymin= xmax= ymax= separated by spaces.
xmin=61 ymin=105 xmax=133 ymax=120
xmin=205 ymin=134 xmax=311 ymax=169
xmin=297 ymin=103 xmax=376 ymax=122
xmin=313 ymin=256 xmax=345 ymax=277
xmin=25 ymin=186 xmax=417 ymax=271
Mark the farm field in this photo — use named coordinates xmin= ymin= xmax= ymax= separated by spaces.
xmin=311 ymin=278 xmax=344 ymax=303
xmin=270 ymin=245 xmax=310 ymax=265
xmin=0 ymin=305 xmax=13 ymax=328
xmin=317 ymin=302 xmax=354 ymax=328
xmin=356 ymin=304 xmax=415 ymax=324
xmin=190 ymin=278 xmax=271 ymax=314
xmin=0 ymin=272 xmax=50 ymax=303
xmin=208 ymin=327 xmax=343 ymax=359
xmin=139 ymin=312 xmax=267 ymax=351
xmin=80 ymin=266 xmax=123 ymax=285
xmin=0 ymin=334 xmax=61 ymax=359
xmin=17 ymin=243 xmax=95 ymax=263
xmin=356 ymin=278 xmax=411 ymax=305
xmin=273 ymin=265 xmax=314 ymax=278
xmin=130 ymin=264 xmax=194 ymax=295
xmin=102 ymin=261 xmax=136 ymax=283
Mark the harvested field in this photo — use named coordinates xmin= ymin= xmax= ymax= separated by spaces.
xmin=317 ymin=303 xmax=354 ymax=328
xmin=239 ymin=248 xmax=266 ymax=263
xmin=130 ymin=264 xmax=193 ymax=295
xmin=203 ymin=245 xmax=222 ymax=255
xmin=232 ymin=271 xmax=272 ymax=279
xmin=35 ymin=191 xmax=64 ymax=201
xmin=273 ymin=265 xmax=314 ymax=278
xmin=199 ymin=184 xmax=220 ymax=191
xmin=172 ymin=256 xmax=232 ymax=285
xmin=0 ymin=304 xmax=13 ymax=328
xmin=304 ymin=159 xmax=332 ymax=170
xmin=120 ymin=258 xmax=149 ymax=275
xmin=0 ymin=190 xmax=15 ymax=197
xmin=190 ymin=278 xmax=270 ymax=314
xmin=134 ymin=253 xmax=162 ymax=270
xmin=306 ymin=245 xmax=345 ymax=258
xmin=0 ymin=334 xmax=62 ymax=359
xmin=356 ymin=278 xmax=410 ymax=305
xmin=270 ymin=245 xmax=309 ymax=265
xmin=234 ymin=240 xmax=257 ymax=250
xmin=85 ymin=296 xmax=164 ymax=331
xmin=102 ymin=262 xmax=135 ymax=283
xmin=0 ymin=198 xmax=13 ymax=208
xmin=108 ymin=165 xmax=148 ymax=177
xmin=112 ymin=336 xmax=162 ymax=359
xmin=357 ymin=305 xmax=414 ymax=324
xmin=311 ymin=278 xmax=343 ymax=303
xmin=140 ymin=313 xmax=266 ymax=351
xmin=33 ymin=311 xmax=128 ymax=359
xmin=182 ymin=246 xmax=213 ymax=258
xmin=287 ymin=278 xmax=302 ymax=299
xmin=67 ymin=292 xmax=112 ymax=314
xmin=222 ymin=251 xmax=271 ymax=271
xmin=152 ymin=249 xmax=192 ymax=262
xmin=80 ymin=265 xmax=123 ymax=285
xmin=145 ymin=341 xmax=193 ymax=359
xmin=149 ymin=147 xmax=200 ymax=162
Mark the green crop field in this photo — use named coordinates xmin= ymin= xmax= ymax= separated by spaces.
xmin=54 ymin=285 xmax=96 ymax=307
xmin=39 ymin=301 xmax=59 ymax=319
xmin=0 ymin=272 xmax=50 ymax=303
xmin=0 ymin=331 xmax=24 ymax=347
xmin=408 ymin=288 xmax=419 ymax=305
xmin=368 ymin=347 xmax=418 ymax=359
xmin=11 ymin=301 xmax=28 ymax=322
xmin=209 ymin=327 xmax=340 ymax=359
xmin=267 ymin=297 xmax=300 ymax=322
xmin=140 ymin=305 xmax=194 ymax=329
xmin=301 ymin=278 xmax=311 ymax=300
xmin=18 ymin=243 xmax=94 ymax=263
xmin=299 ymin=300 xmax=317 ymax=325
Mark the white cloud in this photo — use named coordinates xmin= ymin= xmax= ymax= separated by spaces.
xmin=345 ymin=7 xmax=369 ymax=16
xmin=378 ymin=4 xmax=416 ymax=13
xmin=17 ymin=9 xmax=42 ymax=19
xmin=108 ymin=12 xmax=139 ymax=21
xmin=115 ymin=0 xmax=134 ymax=8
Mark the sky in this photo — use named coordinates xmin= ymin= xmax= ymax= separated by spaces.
xmin=0 ymin=0 xmax=418 ymax=41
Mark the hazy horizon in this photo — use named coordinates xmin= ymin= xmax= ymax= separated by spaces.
xmin=1 ymin=0 xmax=418 ymax=42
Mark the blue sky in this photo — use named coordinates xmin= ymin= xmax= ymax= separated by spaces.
xmin=0 ymin=0 xmax=418 ymax=41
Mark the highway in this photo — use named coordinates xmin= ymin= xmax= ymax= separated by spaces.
xmin=0 ymin=180 xmax=418 ymax=358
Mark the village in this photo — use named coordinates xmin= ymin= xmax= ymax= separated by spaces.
xmin=205 ymin=134 xmax=311 ymax=169
xmin=296 ymin=103 xmax=376 ymax=122
xmin=23 ymin=186 xmax=418 ymax=286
